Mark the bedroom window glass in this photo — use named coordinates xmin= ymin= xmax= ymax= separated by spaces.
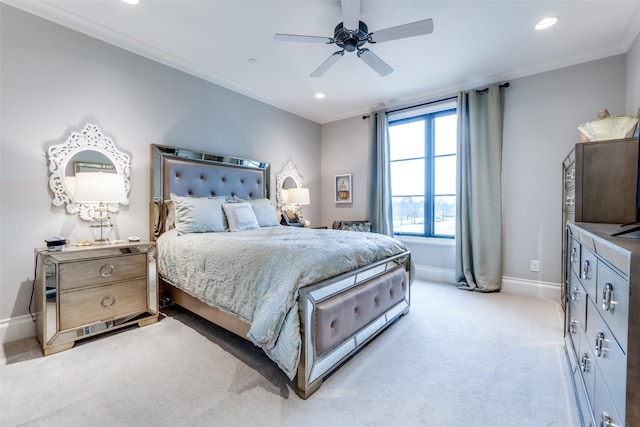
xmin=388 ymin=106 xmax=457 ymax=238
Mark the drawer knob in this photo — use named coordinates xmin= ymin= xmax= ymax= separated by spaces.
xmin=100 ymin=263 xmax=115 ymax=277
xmin=582 ymin=260 xmax=591 ymax=280
xmin=565 ymin=169 xmax=575 ymax=183
xmin=595 ymin=331 xmax=605 ymax=357
xmin=571 ymin=285 xmax=580 ymax=302
xmin=100 ymin=295 xmax=116 ymax=308
xmin=580 ymin=352 xmax=590 ymax=372
xmin=570 ymin=247 xmax=577 ymax=264
xmin=602 ymin=283 xmax=614 ymax=312
xmin=600 ymin=411 xmax=615 ymax=427
xmin=569 ymin=318 xmax=578 ymax=335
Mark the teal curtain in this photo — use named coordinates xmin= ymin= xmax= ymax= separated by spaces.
xmin=455 ymin=84 xmax=505 ymax=292
xmin=368 ymin=111 xmax=393 ymax=236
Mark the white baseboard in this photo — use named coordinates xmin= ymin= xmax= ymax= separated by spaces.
xmin=413 ymin=265 xmax=561 ymax=302
xmin=502 ymin=276 xmax=561 ymax=302
xmin=1 ymin=314 xmax=36 ymax=345
xmin=414 ymin=265 xmax=456 ymax=284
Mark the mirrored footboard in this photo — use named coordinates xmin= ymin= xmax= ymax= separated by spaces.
xmin=297 ymin=251 xmax=412 ymax=398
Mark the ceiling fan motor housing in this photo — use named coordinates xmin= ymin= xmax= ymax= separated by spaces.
xmin=334 ymin=21 xmax=368 ymax=52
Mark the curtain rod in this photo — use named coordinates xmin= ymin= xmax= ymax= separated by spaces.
xmin=362 ymin=96 xmax=456 ymax=119
xmin=475 ymin=82 xmax=510 ymax=94
xmin=362 ymin=82 xmax=510 ymax=119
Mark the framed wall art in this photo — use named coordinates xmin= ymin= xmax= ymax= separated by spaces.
xmin=334 ymin=173 xmax=352 ymax=203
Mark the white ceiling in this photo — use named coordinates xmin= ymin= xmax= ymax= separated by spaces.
xmin=5 ymin=0 xmax=640 ymax=123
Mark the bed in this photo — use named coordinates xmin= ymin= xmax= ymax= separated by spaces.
xmin=151 ymin=144 xmax=413 ymax=398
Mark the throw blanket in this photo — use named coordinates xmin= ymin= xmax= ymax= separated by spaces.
xmin=157 ymin=226 xmax=410 ymax=379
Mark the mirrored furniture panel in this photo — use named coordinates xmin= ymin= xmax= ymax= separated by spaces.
xmin=35 ymin=241 xmax=158 ymax=356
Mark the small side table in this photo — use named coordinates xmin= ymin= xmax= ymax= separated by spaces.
xmin=34 ymin=241 xmax=158 ymax=355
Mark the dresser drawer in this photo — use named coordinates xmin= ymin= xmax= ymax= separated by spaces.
xmin=565 ymin=325 xmax=579 ymax=375
xmin=569 ymin=237 xmax=581 ymax=278
xmin=59 ymin=278 xmax=147 ymax=330
xmin=576 ymin=320 xmax=595 ymax=407
xmin=587 ymin=299 xmax=626 ymax=417
xmin=594 ymin=363 xmax=624 ymax=427
xmin=564 ymin=192 xmax=575 ymax=214
xmin=564 ymin=160 xmax=575 ymax=190
xmin=566 ymin=303 xmax=580 ymax=368
xmin=573 ymin=359 xmax=595 ymax=427
xmin=568 ymin=271 xmax=587 ymax=332
xmin=59 ymin=253 xmax=147 ymax=291
xmin=580 ymin=247 xmax=598 ymax=297
xmin=596 ymin=259 xmax=629 ymax=352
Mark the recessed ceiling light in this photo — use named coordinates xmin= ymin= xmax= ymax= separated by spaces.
xmin=314 ymin=93 xmax=326 ymax=99
xmin=248 ymin=58 xmax=257 ymax=64
xmin=122 ymin=0 xmax=139 ymax=4
xmin=535 ymin=17 xmax=558 ymax=30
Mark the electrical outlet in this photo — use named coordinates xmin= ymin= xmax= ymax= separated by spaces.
xmin=530 ymin=260 xmax=540 ymax=272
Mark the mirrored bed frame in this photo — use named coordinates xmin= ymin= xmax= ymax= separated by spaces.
xmin=151 ymin=144 xmax=412 ymax=398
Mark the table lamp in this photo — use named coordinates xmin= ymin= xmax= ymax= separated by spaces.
xmin=287 ymin=187 xmax=310 ymax=220
xmin=73 ymin=172 xmax=127 ymax=243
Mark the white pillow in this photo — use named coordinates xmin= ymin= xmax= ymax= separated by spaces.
xmin=170 ymin=194 xmax=227 ymax=234
xmin=223 ymin=202 xmax=260 ymax=232
xmin=249 ymin=198 xmax=280 ymax=227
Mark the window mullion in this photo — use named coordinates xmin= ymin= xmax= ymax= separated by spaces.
xmin=425 ymin=115 xmax=434 ymax=237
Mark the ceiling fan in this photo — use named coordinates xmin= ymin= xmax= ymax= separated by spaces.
xmin=274 ymin=0 xmax=433 ymax=77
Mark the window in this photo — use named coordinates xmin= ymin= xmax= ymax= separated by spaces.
xmin=389 ymin=106 xmax=457 ymax=238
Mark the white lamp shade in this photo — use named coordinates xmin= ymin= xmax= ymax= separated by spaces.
xmin=287 ymin=187 xmax=310 ymax=205
xmin=73 ymin=172 xmax=127 ymax=204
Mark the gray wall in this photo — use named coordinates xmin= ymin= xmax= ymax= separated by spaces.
xmin=320 ymin=53 xmax=635 ymax=287
xmin=627 ymin=30 xmax=640 ymax=115
xmin=502 ymin=56 xmax=627 ymax=284
xmin=0 ymin=5 xmax=321 ymax=325
xmin=320 ymin=116 xmax=371 ymax=225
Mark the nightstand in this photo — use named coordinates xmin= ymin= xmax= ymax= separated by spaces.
xmin=34 ymin=241 xmax=158 ymax=355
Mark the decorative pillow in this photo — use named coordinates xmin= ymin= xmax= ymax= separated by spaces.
xmin=249 ymin=198 xmax=280 ymax=227
xmin=170 ymin=194 xmax=227 ymax=234
xmin=164 ymin=199 xmax=176 ymax=231
xmin=223 ymin=202 xmax=260 ymax=232
xmin=332 ymin=220 xmax=372 ymax=232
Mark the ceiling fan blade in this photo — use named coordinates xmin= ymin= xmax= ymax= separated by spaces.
xmin=357 ymin=48 xmax=393 ymax=77
xmin=369 ymin=18 xmax=434 ymax=43
xmin=341 ymin=0 xmax=361 ymax=30
xmin=311 ymin=50 xmax=344 ymax=77
xmin=274 ymin=34 xmax=334 ymax=44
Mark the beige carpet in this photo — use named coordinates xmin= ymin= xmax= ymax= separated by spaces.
xmin=1 ymin=281 xmax=578 ymax=426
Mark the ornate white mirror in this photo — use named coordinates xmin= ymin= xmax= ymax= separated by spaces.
xmin=275 ymin=161 xmax=303 ymax=212
xmin=48 ymin=123 xmax=131 ymax=221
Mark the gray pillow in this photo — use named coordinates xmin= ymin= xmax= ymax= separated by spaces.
xmin=249 ymin=198 xmax=280 ymax=227
xmin=223 ymin=202 xmax=260 ymax=232
xmin=170 ymin=194 xmax=227 ymax=234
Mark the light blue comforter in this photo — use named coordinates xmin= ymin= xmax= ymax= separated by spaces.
xmin=157 ymin=226 xmax=410 ymax=379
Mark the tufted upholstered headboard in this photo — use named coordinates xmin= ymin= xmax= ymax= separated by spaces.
xmin=150 ymin=144 xmax=270 ymax=239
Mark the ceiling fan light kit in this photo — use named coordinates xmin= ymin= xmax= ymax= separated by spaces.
xmin=274 ymin=0 xmax=433 ymax=77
